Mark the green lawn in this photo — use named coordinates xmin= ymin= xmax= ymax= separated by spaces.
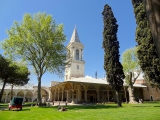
xmin=0 ymin=102 xmax=160 ymax=120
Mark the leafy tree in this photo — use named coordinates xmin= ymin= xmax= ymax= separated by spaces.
xmin=122 ymin=47 xmax=141 ymax=103
xmin=1 ymin=13 xmax=67 ymax=104
xmin=102 ymin=4 xmax=125 ymax=107
xmin=132 ymin=0 xmax=160 ymax=88
xmin=0 ymin=55 xmax=30 ymax=102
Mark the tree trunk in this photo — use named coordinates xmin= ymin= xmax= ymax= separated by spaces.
xmin=128 ymin=72 xmax=137 ymax=103
xmin=115 ymin=90 xmax=122 ymax=107
xmin=124 ymin=87 xmax=128 ymax=103
xmin=37 ymin=76 xmax=42 ymax=106
xmin=128 ymin=86 xmax=137 ymax=103
xmin=0 ymin=81 xmax=6 ymax=103
xmin=142 ymin=0 xmax=160 ymax=60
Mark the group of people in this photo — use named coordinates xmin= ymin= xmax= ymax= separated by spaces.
xmin=58 ymin=106 xmax=67 ymax=111
xmin=139 ymin=99 xmax=143 ymax=103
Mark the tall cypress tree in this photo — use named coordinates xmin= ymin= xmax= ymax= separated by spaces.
xmin=132 ymin=0 xmax=160 ymax=88
xmin=102 ymin=4 xmax=125 ymax=107
xmin=142 ymin=0 xmax=160 ymax=60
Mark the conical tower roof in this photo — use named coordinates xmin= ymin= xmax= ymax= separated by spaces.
xmin=70 ymin=26 xmax=80 ymax=43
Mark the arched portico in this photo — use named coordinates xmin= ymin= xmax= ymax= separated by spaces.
xmin=7 ymin=91 xmax=16 ymax=102
xmin=17 ymin=91 xmax=24 ymax=97
xmin=87 ymin=85 xmax=97 ymax=102
xmin=1 ymin=91 xmax=6 ymax=103
xmin=41 ymin=89 xmax=49 ymax=102
xmin=25 ymin=91 xmax=33 ymax=102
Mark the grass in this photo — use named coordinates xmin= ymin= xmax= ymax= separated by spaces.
xmin=0 ymin=102 xmax=160 ymax=120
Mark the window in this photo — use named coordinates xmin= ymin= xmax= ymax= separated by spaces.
xmin=76 ymin=49 xmax=79 ymax=60
xmin=77 ymin=65 xmax=79 ymax=69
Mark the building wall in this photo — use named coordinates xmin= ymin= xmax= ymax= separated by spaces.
xmin=135 ymin=79 xmax=160 ymax=101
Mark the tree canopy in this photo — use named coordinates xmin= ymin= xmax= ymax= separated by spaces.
xmin=122 ymin=47 xmax=141 ymax=84
xmin=1 ymin=12 xmax=67 ymax=104
xmin=0 ymin=54 xmax=30 ymax=102
xmin=102 ymin=4 xmax=125 ymax=107
xmin=122 ymin=47 xmax=139 ymax=73
xmin=132 ymin=0 xmax=160 ymax=88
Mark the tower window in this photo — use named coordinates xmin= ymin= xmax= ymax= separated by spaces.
xmin=76 ymin=49 xmax=79 ymax=60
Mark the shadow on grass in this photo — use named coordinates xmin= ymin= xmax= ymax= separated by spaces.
xmin=0 ymin=104 xmax=8 ymax=109
xmin=154 ymin=106 xmax=160 ymax=107
xmin=20 ymin=108 xmax=30 ymax=111
xmin=1 ymin=108 xmax=31 ymax=111
xmin=129 ymin=106 xmax=152 ymax=107
xmin=34 ymin=104 xmax=120 ymax=111
xmin=55 ymin=104 xmax=119 ymax=110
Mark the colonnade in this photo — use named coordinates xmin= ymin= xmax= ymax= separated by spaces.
xmin=50 ymin=82 xmax=121 ymax=103
xmin=1 ymin=88 xmax=49 ymax=103
xmin=50 ymin=82 xmax=143 ymax=103
xmin=51 ymin=89 xmax=117 ymax=103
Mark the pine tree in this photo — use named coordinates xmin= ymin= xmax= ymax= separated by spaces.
xmin=132 ymin=0 xmax=160 ymax=88
xmin=102 ymin=4 xmax=125 ymax=107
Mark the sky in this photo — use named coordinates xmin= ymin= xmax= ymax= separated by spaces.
xmin=0 ymin=0 xmax=137 ymax=87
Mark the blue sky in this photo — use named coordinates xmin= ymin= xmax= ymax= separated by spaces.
xmin=0 ymin=0 xmax=137 ymax=86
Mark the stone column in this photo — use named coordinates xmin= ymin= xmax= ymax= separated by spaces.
xmin=71 ymin=90 xmax=74 ymax=103
xmin=97 ymin=90 xmax=99 ymax=102
xmin=58 ymin=92 xmax=59 ymax=101
xmin=5 ymin=94 xmax=8 ymax=103
xmin=66 ymin=90 xmax=69 ymax=102
xmin=107 ymin=91 xmax=109 ymax=102
xmin=85 ymin=90 xmax=87 ymax=102
xmin=48 ymin=89 xmax=52 ymax=102
xmin=62 ymin=91 xmax=64 ymax=101
xmin=54 ymin=92 xmax=56 ymax=101
xmin=77 ymin=86 xmax=81 ymax=102
xmin=31 ymin=96 xmax=34 ymax=102
xmin=23 ymin=94 xmax=25 ymax=103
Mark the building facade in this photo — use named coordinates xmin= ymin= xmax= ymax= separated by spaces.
xmin=49 ymin=27 xmax=157 ymax=103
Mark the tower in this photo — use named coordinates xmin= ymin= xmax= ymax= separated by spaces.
xmin=65 ymin=27 xmax=85 ymax=81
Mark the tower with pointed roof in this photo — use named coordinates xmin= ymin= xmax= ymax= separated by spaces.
xmin=65 ymin=27 xmax=85 ymax=81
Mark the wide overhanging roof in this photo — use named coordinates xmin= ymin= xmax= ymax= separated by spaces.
xmin=64 ymin=77 xmax=147 ymax=88
xmin=65 ymin=77 xmax=109 ymax=85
